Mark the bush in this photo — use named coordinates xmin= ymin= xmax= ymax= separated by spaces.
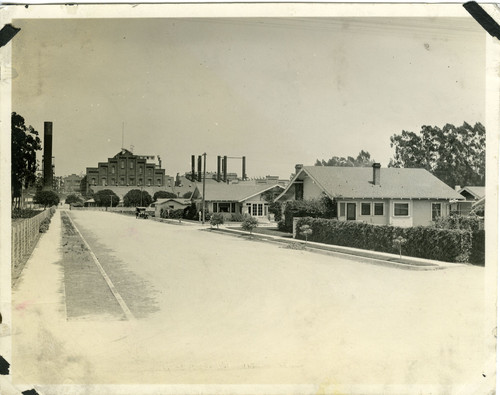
xmin=470 ymin=230 xmax=485 ymax=265
xmin=229 ymin=213 xmax=246 ymax=222
xmin=295 ymin=217 xmax=473 ymax=263
xmin=242 ymin=217 xmax=259 ymax=234
xmin=12 ymin=208 xmax=42 ymax=219
xmin=39 ymin=217 xmax=51 ymax=233
xmin=433 ymin=214 xmax=483 ymax=232
xmin=210 ymin=213 xmax=225 ymax=228
xmin=281 ymin=196 xmax=336 ymax=233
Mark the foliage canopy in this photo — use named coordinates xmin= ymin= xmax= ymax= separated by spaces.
xmin=389 ymin=122 xmax=485 ymax=187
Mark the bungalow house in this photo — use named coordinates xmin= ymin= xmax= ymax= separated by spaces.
xmin=192 ymin=181 xmax=285 ymax=221
xmin=275 ymin=164 xmax=465 ymax=227
xmin=154 ymin=198 xmax=192 ymax=217
xmin=450 ymin=186 xmax=485 ymax=215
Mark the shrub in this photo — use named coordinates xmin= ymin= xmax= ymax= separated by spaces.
xmin=210 ymin=213 xmax=225 ymax=228
xmin=11 ymin=208 xmax=42 ymax=219
xmin=470 ymin=230 xmax=485 ymax=265
xmin=229 ymin=213 xmax=246 ymax=222
xmin=433 ymin=214 xmax=483 ymax=232
xmin=242 ymin=217 xmax=259 ymax=234
xmin=281 ymin=196 xmax=336 ymax=233
xmin=295 ymin=217 xmax=473 ymax=263
xmin=39 ymin=217 xmax=51 ymax=233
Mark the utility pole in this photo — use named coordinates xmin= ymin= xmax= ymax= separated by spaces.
xmin=202 ymin=153 xmax=207 ymax=224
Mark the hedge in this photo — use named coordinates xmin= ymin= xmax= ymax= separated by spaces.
xmin=279 ymin=197 xmax=336 ymax=233
xmin=295 ymin=217 xmax=473 ymax=263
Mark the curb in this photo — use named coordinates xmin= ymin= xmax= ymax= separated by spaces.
xmin=208 ymin=227 xmax=468 ymax=271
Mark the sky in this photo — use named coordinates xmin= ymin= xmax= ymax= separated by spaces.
xmin=11 ymin=16 xmax=486 ymax=179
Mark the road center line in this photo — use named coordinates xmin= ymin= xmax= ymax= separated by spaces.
xmin=63 ymin=211 xmax=135 ymax=321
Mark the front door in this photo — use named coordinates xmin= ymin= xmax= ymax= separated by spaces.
xmin=347 ymin=203 xmax=356 ymax=220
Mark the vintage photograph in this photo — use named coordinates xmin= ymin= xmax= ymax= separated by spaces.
xmin=1 ymin=3 xmax=497 ymax=394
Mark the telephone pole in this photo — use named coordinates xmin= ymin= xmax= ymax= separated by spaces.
xmin=202 ymin=153 xmax=207 ymax=224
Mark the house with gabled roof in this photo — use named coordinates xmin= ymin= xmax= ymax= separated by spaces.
xmin=450 ymin=186 xmax=485 ymax=215
xmin=275 ymin=163 xmax=465 ymax=227
xmin=192 ymin=180 xmax=285 ymax=220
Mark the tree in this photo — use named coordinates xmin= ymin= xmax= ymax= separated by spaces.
xmin=93 ymin=189 xmax=119 ymax=207
xmin=389 ymin=122 xmax=485 ymax=187
xmin=210 ymin=213 xmax=224 ymax=229
xmin=11 ymin=112 xmax=42 ymax=208
xmin=123 ymin=189 xmax=152 ymax=207
xmin=242 ymin=216 xmax=259 ymax=234
xmin=65 ymin=194 xmax=83 ymax=205
xmin=33 ymin=190 xmax=60 ymax=209
xmin=315 ymin=150 xmax=374 ymax=167
xmin=153 ymin=190 xmax=177 ymax=201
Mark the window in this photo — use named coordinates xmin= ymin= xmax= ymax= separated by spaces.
xmin=130 ymin=162 xmax=134 ymax=169
xmin=361 ymin=203 xmax=371 ymax=215
xmin=157 ymin=179 xmax=161 ymax=186
xmin=394 ymin=203 xmax=409 ymax=216
xmin=295 ymin=183 xmax=304 ymax=200
xmin=129 ymin=178 xmax=134 ymax=185
xmin=213 ymin=203 xmax=218 ymax=212
xmin=101 ymin=178 xmax=106 ymax=186
xmin=121 ymin=161 xmax=125 ymax=169
xmin=139 ymin=166 xmax=143 ymax=174
xmin=120 ymin=178 xmax=124 ymax=185
xmin=432 ymin=203 xmax=442 ymax=221
xmin=138 ymin=178 xmax=142 ymax=185
xmin=111 ymin=166 xmax=115 ymax=174
xmin=252 ymin=203 xmax=263 ymax=216
xmin=147 ymin=179 xmax=152 ymax=186
xmin=91 ymin=178 xmax=96 ymax=185
xmin=374 ymin=203 xmax=384 ymax=216
xmin=339 ymin=202 xmax=346 ymax=217
xmin=111 ymin=178 xmax=115 ymax=185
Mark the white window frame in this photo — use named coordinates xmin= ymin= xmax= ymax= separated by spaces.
xmin=373 ymin=202 xmax=385 ymax=216
xmin=431 ymin=202 xmax=442 ymax=221
xmin=393 ymin=201 xmax=411 ymax=217
xmin=360 ymin=202 xmax=371 ymax=216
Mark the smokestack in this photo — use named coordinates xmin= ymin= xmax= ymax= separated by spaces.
xmin=43 ymin=122 xmax=53 ymax=190
xmin=217 ymin=155 xmax=221 ymax=182
xmin=295 ymin=164 xmax=303 ymax=174
xmin=372 ymin=163 xmax=381 ymax=186
xmin=157 ymin=156 xmax=162 ymax=169
xmin=242 ymin=156 xmax=246 ymax=181
xmin=197 ymin=155 xmax=202 ymax=182
xmin=223 ymin=155 xmax=228 ymax=182
xmin=191 ymin=155 xmax=195 ymax=181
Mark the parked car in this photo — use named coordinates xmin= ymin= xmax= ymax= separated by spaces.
xmin=136 ymin=207 xmax=149 ymax=219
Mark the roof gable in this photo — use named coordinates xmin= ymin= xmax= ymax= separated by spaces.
xmin=200 ymin=183 xmax=284 ymax=202
xmin=277 ymin=166 xmax=464 ymax=200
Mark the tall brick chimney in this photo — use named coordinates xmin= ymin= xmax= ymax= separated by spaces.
xmin=43 ymin=121 xmax=53 ymax=190
xmin=295 ymin=164 xmax=303 ymax=174
xmin=372 ymin=162 xmax=381 ymax=185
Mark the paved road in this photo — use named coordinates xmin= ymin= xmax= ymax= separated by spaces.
xmin=11 ymin=209 xmax=494 ymax=391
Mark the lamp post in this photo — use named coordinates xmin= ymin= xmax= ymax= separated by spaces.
xmin=202 ymin=152 xmax=206 ymax=224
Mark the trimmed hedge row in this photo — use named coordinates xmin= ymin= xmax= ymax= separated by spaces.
xmin=295 ymin=217 xmax=474 ymax=263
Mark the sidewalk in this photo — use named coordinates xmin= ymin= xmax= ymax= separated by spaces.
xmin=209 ymin=225 xmax=468 ymax=271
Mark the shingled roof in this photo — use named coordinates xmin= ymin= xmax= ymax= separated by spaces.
xmin=278 ymin=166 xmax=464 ymax=200
xmin=199 ymin=182 xmax=284 ymax=202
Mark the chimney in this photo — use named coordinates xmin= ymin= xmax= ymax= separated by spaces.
xmin=242 ymin=156 xmax=246 ymax=181
xmin=191 ymin=155 xmax=196 ymax=181
xmin=223 ymin=155 xmax=228 ymax=182
xmin=372 ymin=163 xmax=381 ymax=185
xmin=43 ymin=121 xmax=53 ymax=190
xmin=295 ymin=164 xmax=303 ymax=174
xmin=197 ymin=155 xmax=202 ymax=182
xmin=454 ymin=185 xmax=461 ymax=191
xmin=217 ymin=155 xmax=221 ymax=182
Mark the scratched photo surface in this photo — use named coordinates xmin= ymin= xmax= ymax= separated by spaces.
xmin=4 ymin=5 xmax=497 ymax=395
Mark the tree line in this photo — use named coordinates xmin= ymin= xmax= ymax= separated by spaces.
xmin=12 ymin=110 xmax=486 ymax=210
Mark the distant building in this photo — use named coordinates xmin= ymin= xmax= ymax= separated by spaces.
xmin=63 ymin=174 xmax=82 ymax=194
xmin=86 ymin=149 xmax=171 ymax=201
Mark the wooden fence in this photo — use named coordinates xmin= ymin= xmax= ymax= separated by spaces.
xmin=11 ymin=209 xmax=53 ymax=267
